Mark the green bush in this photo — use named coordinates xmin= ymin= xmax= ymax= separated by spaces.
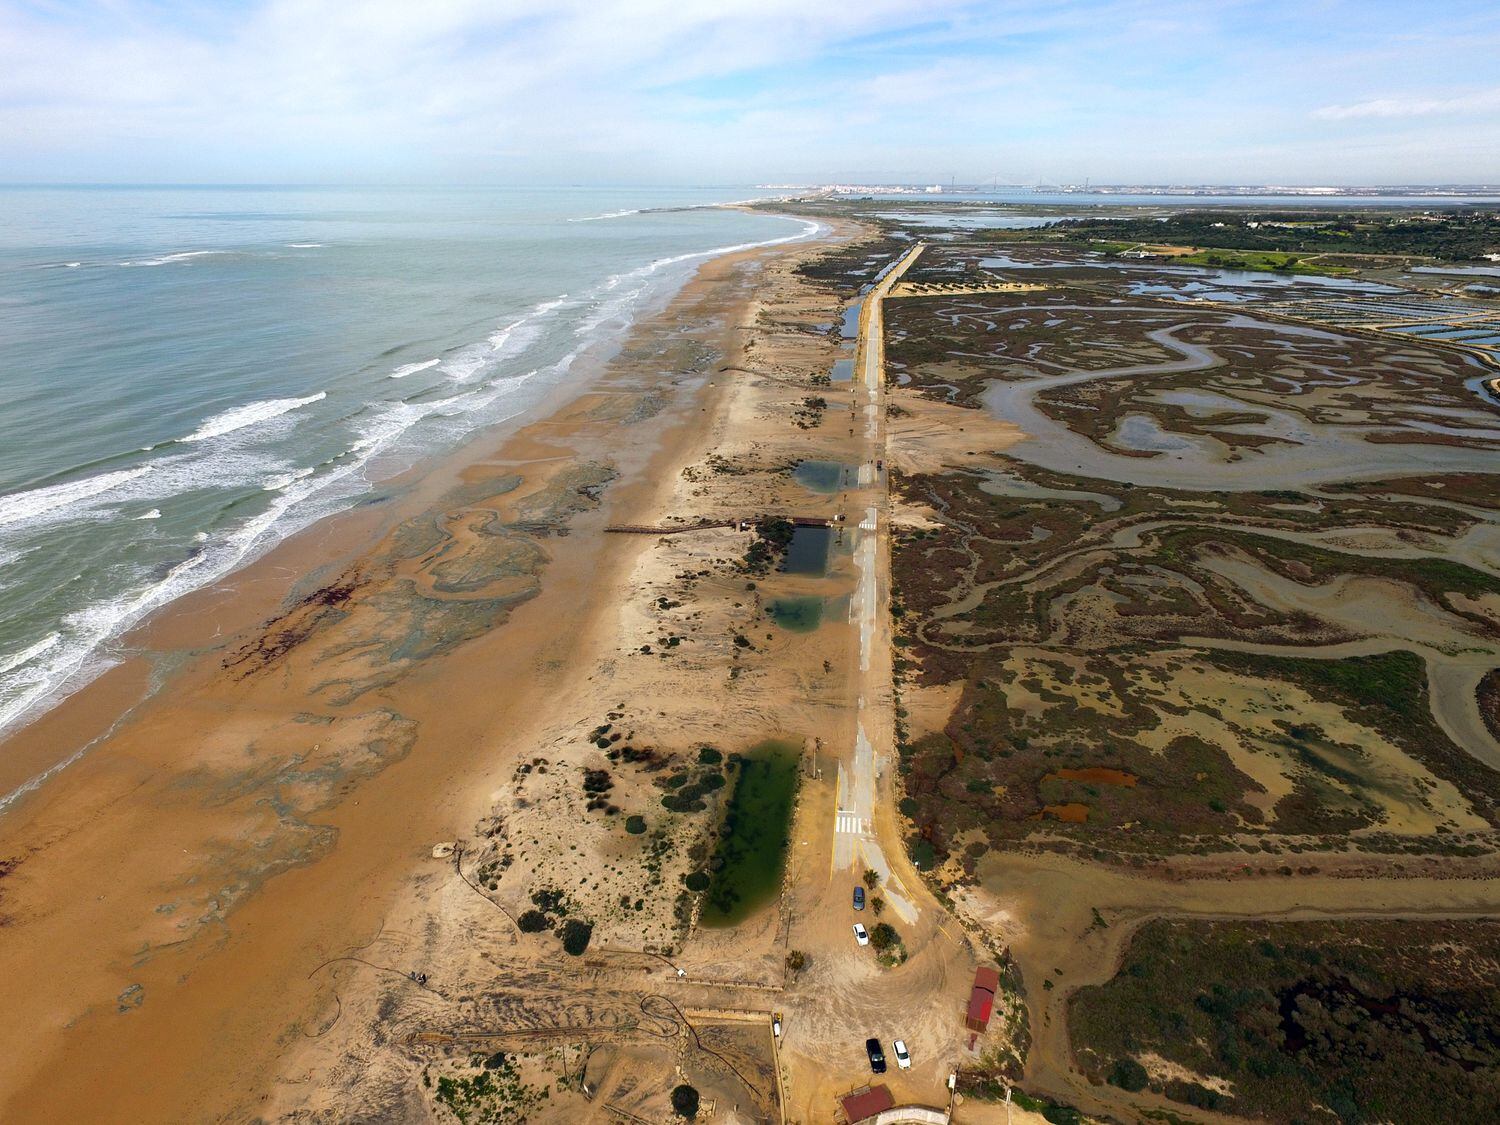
xmin=671 ymin=1083 xmax=700 ymax=1118
xmin=684 ymin=870 xmax=710 ymax=892
xmin=559 ymin=919 xmax=593 ymax=956
xmin=1108 ymin=1056 xmax=1149 ymax=1092
xmin=625 ymin=815 xmax=647 ymax=834
xmin=517 ymin=909 xmax=550 ymax=933
xmin=869 ymin=922 xmax=899 ymax=951
xmin=697 ymin=746 xmax=723 ymax=765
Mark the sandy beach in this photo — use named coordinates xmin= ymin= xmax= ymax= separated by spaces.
xmin=0 ymin=218 xmax=863 ymax=1121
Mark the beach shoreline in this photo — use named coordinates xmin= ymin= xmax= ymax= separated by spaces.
xmin=0 ymin=215 xmax=853 ymax=1121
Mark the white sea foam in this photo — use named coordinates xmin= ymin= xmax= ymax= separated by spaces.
xmin=119 ymin=249 xmax=235 ymax=267
xmin=435 ymin=294 xmax=570 ymax=384
xmin=0 ymin=633 xmax=60 ymax=679
xmin=135 ymin=508 xmax=162 ymax=520
xmin=388 ymin=358 xmax=440 ymax=379
xmin=575 ymin=218 xmax=822 ymax=336
xmin=568 ymin=208 xmax=641 ymax=222
xmin=286 ymin=242 xmax=323 ymax=248
xmin=0 ymin=466 xmax=155 ymax=529
xmin=182 ymin=392 xmax=326 ymax=442
xmin=262 ymin=467 xmax=315 ymax=491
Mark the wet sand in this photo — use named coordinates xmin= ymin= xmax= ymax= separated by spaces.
xmin=0 ymin=228 xmax=846 ymax=1121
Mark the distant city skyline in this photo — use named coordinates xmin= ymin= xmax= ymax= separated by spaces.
xmin=2 ymin=0 xmax=1498 ymax=185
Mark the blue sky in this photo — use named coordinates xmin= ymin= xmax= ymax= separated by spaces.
xmin=1 ymin=0 xmax=1497 ymax=184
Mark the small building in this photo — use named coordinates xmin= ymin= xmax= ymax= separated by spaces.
xmin=841 ymin=1084 xmax=895 ymax=1123
xmin=965 ymin=966 xmax=1001 ymax=1032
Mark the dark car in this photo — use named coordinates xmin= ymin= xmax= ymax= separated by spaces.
xmin=853 ymin=885 xmax=865 ymax=911
xmin=865 ymin=1037 xmax=887 ymax=1074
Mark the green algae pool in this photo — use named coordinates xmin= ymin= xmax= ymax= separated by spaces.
xmin=699 ymin=739 xmax=801 ymax=927
xmin=793 ymin=459 xmax=850 ymax=494
xmin=767 ymin=595 xmax=824 ymax=632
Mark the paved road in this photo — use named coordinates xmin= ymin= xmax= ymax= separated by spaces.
xmin=832 ymin=243 xmax=926 ymax=925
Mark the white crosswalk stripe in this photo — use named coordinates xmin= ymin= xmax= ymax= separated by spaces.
xmin=836 ymin=813 xmax=865 ymax=835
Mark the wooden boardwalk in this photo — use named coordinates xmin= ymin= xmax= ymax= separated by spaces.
xmin=604 ymin=515 xmax=841 ymax=535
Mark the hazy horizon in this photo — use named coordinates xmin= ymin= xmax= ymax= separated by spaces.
xmin=2 ymin=1 xmax=1498 ymax=186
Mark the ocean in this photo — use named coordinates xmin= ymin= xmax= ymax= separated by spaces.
xmin=0 ymin=185 xmax=816 ymax=743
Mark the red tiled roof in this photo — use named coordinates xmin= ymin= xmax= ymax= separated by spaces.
xmin=966 ymin=987 xmax=995 ymax=1027
xmin=841 ymin=1084 xmax=895 ymax=1122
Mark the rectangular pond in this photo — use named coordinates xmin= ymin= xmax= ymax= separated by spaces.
xmin=782 ymin=525 xmax=833 ymax=575
xmin=699 ymin=739 xmax=802 ymax=927
xmin=793 ymin=459 xmax=851 ymax=494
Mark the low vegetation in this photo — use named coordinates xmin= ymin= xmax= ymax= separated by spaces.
xmin=1071 ymin=918 xmax=1500 ymax=1122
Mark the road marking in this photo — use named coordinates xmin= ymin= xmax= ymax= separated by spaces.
xmin=858 ymin=507 xmax=877 ymax=532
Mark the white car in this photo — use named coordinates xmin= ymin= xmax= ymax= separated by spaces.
xmin=893 ymin=1040 xmax=911 ymax=1069
xmin=853 ymin=923 xmax=869 ymax=946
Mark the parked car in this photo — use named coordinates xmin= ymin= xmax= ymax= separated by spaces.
xmin=853 ymin=923 xmax=869 ymax=946
xmin=866 ymin=1037 xmax=887 ymax=1074
xmin=893 ymin=1040 xmax=911 ymax=1069
xmin=772 ymin=1015 xmax=782 ymax=1038
xmin=853 ymin=885 xmax=866 ymax=911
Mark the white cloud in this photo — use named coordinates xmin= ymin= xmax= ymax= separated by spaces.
xmin=0 ymin=0 xmax=1497 ymax=182
xmin=1314 ymin=87 xmax=1500 ymax=120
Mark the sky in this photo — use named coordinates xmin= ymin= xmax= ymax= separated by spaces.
xmin=1 ymin=0 xmax=1498 ymax=185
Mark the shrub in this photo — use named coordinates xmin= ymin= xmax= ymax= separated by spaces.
xmin=625 ymin=815 xmax=647 ymax=834
xmin=684 ymin=870 xmax=710 ymax=892
xmin=869 ymin=922 xmax=899 ymax=951
xmin=785 ymin=949 xmax=807 ymax=973
xmin=1108 ymin=1057 xmax=1149 ymax=1092
xmin=671 ymin=1083 xmax=700 ymax=1118
xmin=517 ymin=909 xmax=550 ymax=933
xmin=559 ymin=919 xmax=593 ymax=956
xmin=908 ymin=836 xmax=937 ymax=870
xmin=697 ymin=746 xmax=723 ymax=765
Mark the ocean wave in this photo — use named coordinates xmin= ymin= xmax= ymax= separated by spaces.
xmin=135 ymin=508 xmax=162 ymax=520
xmin=0 ymin=466 xmax=155 ymax=529
xmin=182 ymin=392 xmax=326 ymax=442
xmin=118 ymin=249 xmax=236 ymax=267
xmin=575 ymin=217 xmax=822 ymax=336
xmin=568 ymin=208 xmax=641 ymax=222
xmin=0 ymin=633 xmax=60 ymax=679
xmin=434 ymin=294 xmax=570 ymax=384
xmin=286 ymin=242 xmax=323 ymax=248
xmin=262 ymin=467 xmax=315 ymax=491
xmin=388 ymin=358 xmax=440 ymax=379
xmin=0 ymin=439 xmax=386 ymax=741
